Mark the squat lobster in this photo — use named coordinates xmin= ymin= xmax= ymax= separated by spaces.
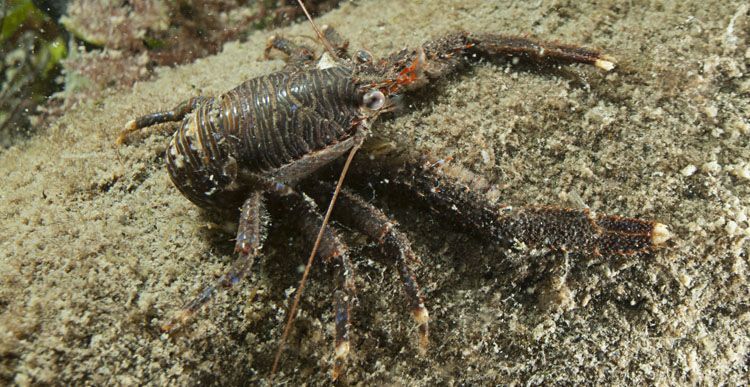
xmin=118 ymin=13 xmax=670 ymax=379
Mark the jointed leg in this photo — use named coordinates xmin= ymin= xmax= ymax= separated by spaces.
xmin=264 ymin=35 xmax=317 ymax=68
xmin=161 ymin=191 xmax=267 ymax=333
xmin=320 ymin=25 xmax=350 ymax=59
xmin=421 ymin=157 xmax=669 ymax=254
xmin=274 ymin=190 xmax=356 ymax=380
xmin=380 ymin=32 xmax=615 ymax=94
xmin=420 ymin=32 xmax=615 ymax=74
xmin=265 ymin=26 xmax=350 ymax=70
xmin=349 ymin=149 xmax=670 ymax=255
xmin=117 ymin=96 xmax=210 ymax=145
xmin=306 ymin=181 xmax=430 ymax=351
xmin=493 ymin=206 xmax=670 ymax=255
xmin=462 ymin=33 xmax=615 ymax=70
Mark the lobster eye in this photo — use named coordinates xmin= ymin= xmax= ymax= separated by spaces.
xmin=362 ymin=90 xmax=385 ymax=110
xmin=354 ymin=49 xmax=373 ymax=64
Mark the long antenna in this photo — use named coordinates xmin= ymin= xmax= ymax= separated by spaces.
xmin=270 ymin=143 xmax=361 ymax=379
xmin=296 ymin=0 xmax=338 ymax=59
xmin=268 ymin=2 xmax=351 ymax=380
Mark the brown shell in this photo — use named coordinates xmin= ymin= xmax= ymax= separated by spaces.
xmin=165 ymin=66 xmax=362 ymax=209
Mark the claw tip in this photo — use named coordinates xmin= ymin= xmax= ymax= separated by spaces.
xmin=595 ymin=58 xmax=616 ymax=71
xmin=115 ymin=119 xmax=137 ymax=145
xmin=412 ymin=306 xmax=429 ymax=325
xmin=335 ymin=340 xmax=350 ymax=359
xmin=160 ymin=322 xmax=174 ymax=333
xmin=652 ymin=223 xmax=671 ymax=245
xmin=332 ymin=341 xmax=350 ymax=380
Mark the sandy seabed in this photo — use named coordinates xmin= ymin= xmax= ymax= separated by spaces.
xmin=1 ymin=0 xmax=748 ymax=385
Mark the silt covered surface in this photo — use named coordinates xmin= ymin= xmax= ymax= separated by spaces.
xmin=1 ymin=0 xmax=748 ymax=384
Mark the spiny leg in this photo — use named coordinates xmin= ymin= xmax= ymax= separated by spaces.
xmin=306 ymin=180 xmax=429 ymax=351
xmin=162 ymin=191 xmax=267 ymax=333
xmin=273 ymin=190 xmax=356 ymax=380
xmin=117 ymin=96 xmax=210 ymax=145
xmin=462 ymin=33 xmax=615 ymax=70
xmin=417 ymin=156 xmax=669 ymax=254
xmin=494 ymin=207 xmax=670 ymax=256
xmin=320 ymin=25 xmax=350 ymax=59
xmin=264 ymin=35 xmax=317 ymax=68
xmin=265 ymin=26 xmax=350 ymax=70
xmin=376 ymin=32 xmax=615 ymax=95
xmin=419 ymin=32 xmax=615 ymax=73
xmin=349 ymin=146 xmax=670 ymax=255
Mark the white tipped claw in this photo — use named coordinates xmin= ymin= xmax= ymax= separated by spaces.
xmin=651 ymin=223 xmax=672 ymax=245
xmin=595 ymin=57 xmax=616 ymax=71
xmin=115 ymin=119 xmax=137 ymax=145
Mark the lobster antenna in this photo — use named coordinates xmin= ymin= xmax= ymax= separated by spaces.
xmin=296 ymin=0 xmax=338 ymax=59
xmin=270 ymin=142 xmax=362 ymax=380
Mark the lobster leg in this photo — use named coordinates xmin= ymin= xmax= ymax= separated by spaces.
xmin=320 ymin=25 xmax=350 ymax=59
xmin=306 ymin=181 xmax=430 ymax=352
xmin=380 ymin=32 xmax=616 ymax=95
xmin=266 ymin=26 xmax=349 ymax=70
xmin=274 ymin=190 xmax=356 ymax=380
xmin=264 ymin=35 xmax=317 ymax=68
xmin=117 ymin=96 xmax=211 ymax=144
xmin=350 ymin=146 xmax=671 ymax=255
xmin=161 ymin=191 xmax=267 ymax=333
xmin=461 ymin=33 xmax=615 ymax=70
